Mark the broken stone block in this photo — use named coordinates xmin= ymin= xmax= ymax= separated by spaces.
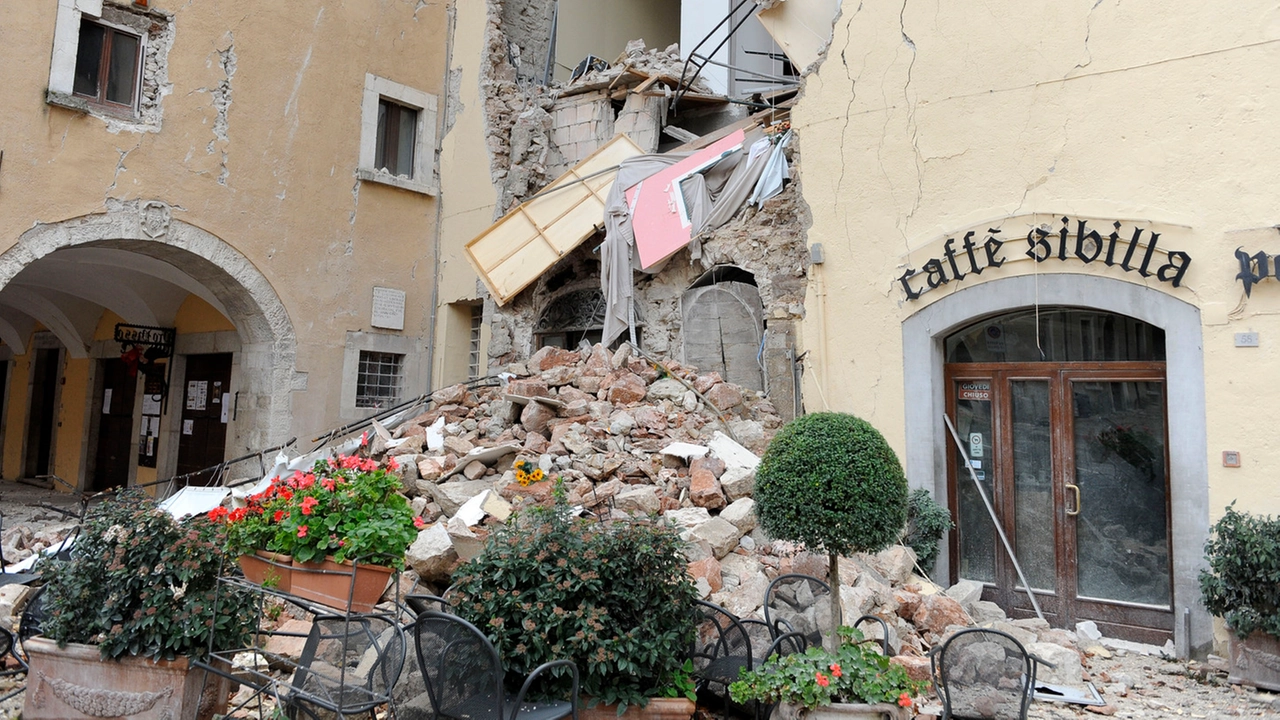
xmin=719 ymin=497 xmax=757 ymax=533
xmin=719 ymin=553 xmax=763 ymax=586
xmin=946 ymin=579 xmax=985 ymax=611
xmin=712 ymin=571 xmax=769 ymax=618
xmin=720 ymin=465 xmax=756 ymax=501
xmin=606 ymin=373 xmax=647 ymax=404
xmin=912 ymin=594 xmax=972 ymax=635
xmin=890 ymin=654 xmax=931 ymax=682
xmin=840 ymin=585 xmax=878 ymax=621
xmin=708 ymin=431 xmax=760 ymax=471
xmin=615 ymin=486 xmax=661 ymax=515
xmin=969 ymin=600 xmax=1007 ymax=624
xmin=520 ymin=401 xmax=557 ymax=434
xmin=647 ymin=378 xmax=687 ymax=403
xmin=689 ymin=468 xmax=726 ymax=510
xmin=264 ymin=619 xmax=313 ymax=663
xmin=663 ymin=507 xmax=712 ymax=531
xmin=443 ymin=436 xmax=474 ymax=457
xmin=446 ymin=517 xmax=485 ymax=563
xmin=688 ymin=557 xmax=723 ymax=593
xmin=609 ymin=410 xmax=636 ymax=435
xmin=871 ymin=545 xmax=917 ymax=586
xmin=1025 ymin=641 xmax=1085 ymax=686
xmin=704 ymin=383 xmax=743 ymax=411
xmin=462 ymin=460 xmax=487 ymax=480
xmin=429 ymin=479 xmax=494 ymax=517
xmin=691 ymin=517 xmax=743 ymax=560
xmin=407 ymin=524 xmax=458 ymax=584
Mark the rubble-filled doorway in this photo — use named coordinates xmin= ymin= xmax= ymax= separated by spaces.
xmin=682 ymin=266 xmax=764 ymax=391
xmin=90 ymin=358 xmax=137 ymax=491
xmin=23 ymin=345 xmax=61 ymax=480
xmin=944 ymin=308 xmax=1173 ymax=645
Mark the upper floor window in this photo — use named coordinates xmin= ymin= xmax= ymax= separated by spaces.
xmin=358 ymin=74 xmax=439 ymax=195
xmin=73 ymin=19 xmax=141 ymax=108
xmin=375 ymin=99 xmax=417 ymax=178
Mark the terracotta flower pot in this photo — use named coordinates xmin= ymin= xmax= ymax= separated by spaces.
xmin=23 ymin=636 xmax=231 ymax=720
xmin=291 ymin=556 xmax=395 ymax=613
xmin=238 ymin=551 xmax=294 ymax=593
xmin=1228 ymin=630 xmax=1280 ymax=692
xmin=776 ymin=701 xmax=909 ymax=720
xmin=578 ymin=697 xmax=695 ymax=720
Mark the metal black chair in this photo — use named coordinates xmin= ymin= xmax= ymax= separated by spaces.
xmin=411 ymin=610 xmax=579 ymax=720
xmin=763 ymin=573 xmax=832 ymax=648
xmin=930 ymin=627 xmax=1054 ymax=720
xmin=851 ymin=614 xmax=892 ymax=655
xmin=284 ymin=614 xmax=408 ymax=719
xmin=690 ymin=600 xmax=806 ymax=718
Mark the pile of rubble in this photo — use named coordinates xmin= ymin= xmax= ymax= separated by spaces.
xmin=555 ymin=40 xmax=714 ymax=97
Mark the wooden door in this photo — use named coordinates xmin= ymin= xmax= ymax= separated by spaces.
xmin=23 ymin=348 xmax=60 ymax=479
xmin=175 ymin=353 xmax=232 ymax=486
xmin=91 ymin=358 xmax=136 ymax=491
xmin=945 ymin=363 xmax=1173 ymax=644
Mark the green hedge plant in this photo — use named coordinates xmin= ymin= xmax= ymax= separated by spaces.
xmin=754 ymin=412 xmax=909 ymax=647
xmin=904 ymin=488 xmax=953 ymax=573
xmin=451 ymin=481 xmax=697 ymax=712
xmin=1200 ymin=504 xmax=1280 ymax=639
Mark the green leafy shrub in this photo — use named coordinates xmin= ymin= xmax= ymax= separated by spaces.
xmin=38 ymin=489 xmax=256 ymax=661
xmin=451 ymin=483 xmax=697 ymax=711
xmin=1200 ymin=504 xmax=1280 ymax=639
xmin=904 ymin=488 xmax=953 ymax=571
xmin=729 ymin=627 xmax=923 ymax=710
xmin=755 ymin=413 xmax=909 ymax=644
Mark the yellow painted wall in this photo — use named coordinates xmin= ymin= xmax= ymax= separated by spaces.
xmin=554 ymin=0 xmax=681 ymax=81
xmin=2 ymin=353 xmax=31 ymax=482
xmin=791 ymin=0 xmax=1280 ymax=514
xmin=434 ymin=0 xmax=498 ymax=389
xmin=53 ymin=357 xmax=90 ymax=483
xmin=174 ymin=295 xmax=235 ymax=334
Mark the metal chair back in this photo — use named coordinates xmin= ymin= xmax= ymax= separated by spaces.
xmin=930 ymin=627 xmax=1039 ymax=720
xmin=287 ymin=614 xmax=407 ymax=719
xmin=763 ymin=573 xmax=831 ymax=646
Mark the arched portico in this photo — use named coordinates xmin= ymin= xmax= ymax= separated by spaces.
xmin=4 ymin=200 xmax=296 ymax=457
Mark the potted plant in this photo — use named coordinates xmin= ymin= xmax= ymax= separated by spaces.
xmin=211 ymin=454 xmax=423 ymax=612
xmin=450 ymin=479 xmax=698 ymax=719
xmin=754 ymin=413 xmax=910 ymax=647
xmin=903 ymin=488 xmax=953 ymax=574
xmin=1199 ymin=504 xmax=1280 ymax=690
xmin=729 ymin=626 xmax=923 ymax=720
xmin=26 ymin=489 xmax=256 ymax=720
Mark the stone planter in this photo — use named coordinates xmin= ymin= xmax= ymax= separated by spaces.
xmin=23 ymin=636 xmax=230 ymax=720
xmin=776 ymin=701 xmax=909 ymax=720
xmin=579 ymin=697 xmax=695 ymax=720
xmin=237 ymin=550 xmax=294 ymax=593
xmin=291 ymin=556 xmax=395 ymax=613
xmin=1228 ymin=630 xmax=1280 ymax=692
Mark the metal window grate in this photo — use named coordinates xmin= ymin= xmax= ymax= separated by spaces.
xmin=467 ymin=305 xmax=483 ymax=380
xmin=356 ymin=351 xmax=404 ymax=408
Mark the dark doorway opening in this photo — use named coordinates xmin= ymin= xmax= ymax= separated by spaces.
xmin=91 ymin=358 xmax=137 ymax=491
xmin=175 ymin=353 xmax=232 ymax=486
xmin=24 ymin=348 xmax=60 ymax=479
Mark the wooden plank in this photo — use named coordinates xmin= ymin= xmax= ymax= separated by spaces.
xmin=464 ymin=134 xmax=645 ymax=305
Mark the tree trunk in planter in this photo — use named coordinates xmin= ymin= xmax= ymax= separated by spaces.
xmin=23 ymin=636 xmax=230 ymax=720
xmin=1228 ymin=631 xmax=1280 ymax=692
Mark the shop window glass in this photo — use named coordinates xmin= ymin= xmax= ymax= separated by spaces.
xmin=946 ymin=308 xmax=1164 ymax=363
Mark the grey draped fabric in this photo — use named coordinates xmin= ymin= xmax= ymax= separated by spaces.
xmin=601 ymin=128 xmax=772 ymax=347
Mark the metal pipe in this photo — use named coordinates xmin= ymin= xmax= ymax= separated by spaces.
xmin=943 ymin=413 xmax=1047 ymax=623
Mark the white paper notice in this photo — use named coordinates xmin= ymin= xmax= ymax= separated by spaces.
xmin=182 ymin=419 xmax=194 ymax=435
xmin=220 ymin=393 xmax=231 ymax=423
xmin=186 ymin=381 xmax=208 ymax=411
xmin=371 ymin=287 xmax=406 ymax=330
xmin=142 ymin=394 xmax=162 ymax=415
xmin=102 ymin=389 xmax=112 ymax=413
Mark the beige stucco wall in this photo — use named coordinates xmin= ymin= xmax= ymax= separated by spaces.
xmin=433 ymin=0 xmax=496 ymax=388
xmin=0 ymin=0 xmax=449 ymax=485
xmin=793 ymin=0 xmax=1280 ymax=513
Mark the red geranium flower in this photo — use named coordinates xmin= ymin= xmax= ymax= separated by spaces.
xmin=414 ymin=516 xmax=427 ymax=530
xmin=897 ymin=693 xmax=912 ymax=708
xmin=297 ymin=525 xmax=308 ymax=538
xmin=300 ymin=496 xmax=319 ymax=516
xmin=829 ymin=663 xmax=842 ymax=678
xmin=815 ymin=672 xmax=829 ymax=688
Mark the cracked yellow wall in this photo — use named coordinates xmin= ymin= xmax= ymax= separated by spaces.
xmin=0 ymin=0 xmax=449 ymax=469
xmin=793 ymin=0 xmax=1280 ymax=513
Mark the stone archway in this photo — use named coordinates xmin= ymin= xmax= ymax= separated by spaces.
xmin=5 ymin=200 xmax=297 ymax=451
xmin=900 ymin=273 xmax=1209 ymax=658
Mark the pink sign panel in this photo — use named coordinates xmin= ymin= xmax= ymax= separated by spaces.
xmin=627 ymin=129 xmax=746 ymax=270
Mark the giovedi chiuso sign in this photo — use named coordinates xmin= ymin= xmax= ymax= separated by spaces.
xmin=897 ymin=216 xmax=1191 ymax=301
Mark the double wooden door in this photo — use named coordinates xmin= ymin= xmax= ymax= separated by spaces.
xmin=946 ymin=363 xmax=1173 ymax=644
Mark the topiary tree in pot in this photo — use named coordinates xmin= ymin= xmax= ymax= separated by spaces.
xmin=1200 ymin=503 xmax=1280 ymax=690
xmin=754 ymin=412 xmax=909 ymax=648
